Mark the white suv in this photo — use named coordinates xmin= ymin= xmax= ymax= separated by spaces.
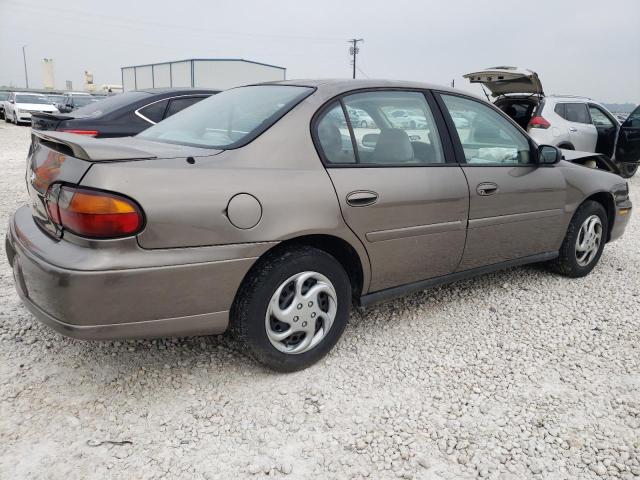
xmin=464 ymin=67 xmax=640 ymax=177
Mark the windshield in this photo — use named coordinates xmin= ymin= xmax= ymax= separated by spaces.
xmin=0 ymin=92 xmax=8 ymax=101
xmin=16 ymin=95 xmax=50 ymax=104
xmin=138 ymin=85 xmax=313 ymax=149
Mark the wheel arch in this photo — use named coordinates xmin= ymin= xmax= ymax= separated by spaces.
xmin=238 ymin=234 xmax=369 ymax=305
xmin=582 ymin=191 xmax=615 ymax=242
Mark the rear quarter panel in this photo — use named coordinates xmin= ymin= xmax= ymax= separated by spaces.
xmin=79 ymin=96 xmax=373 ymax=289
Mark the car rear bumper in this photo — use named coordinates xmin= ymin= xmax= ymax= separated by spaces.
xmin=6 ymin=205 xmax=271 ymax=340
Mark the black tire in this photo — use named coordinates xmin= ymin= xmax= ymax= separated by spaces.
xmin=558 ymin=143 xmax=574 ymax=150
xmin=360 ymin=120 xmax=367 ymax=128
xmin=231 ymin=246 xmax=351 ymax=372
xmin=618 ymin=163 xmax=638 ymax=179
xmin=549 ymin=200 xmax=607 ymax=278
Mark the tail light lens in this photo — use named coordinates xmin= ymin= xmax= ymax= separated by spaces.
xmin=46 ymin=185 xmax=144 ymax=238
xmin=528 ymin=116 xmax=551 ymax=129
xmin=57 ymin=129 xmax=99 ymax=136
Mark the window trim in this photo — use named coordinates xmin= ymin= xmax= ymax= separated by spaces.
xmin=310 ymin=87 xmax=458 ymax=169
xmin=432 ymin=90 xmax=538 ymax=167
xmin=134 ymin=94 xmax=206 ymax=125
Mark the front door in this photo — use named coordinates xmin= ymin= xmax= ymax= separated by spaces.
xmin=614 ymin=105 xmax=640 ymax=164
xmin=436 ymin=92 xmax=567 ymax=270
xmin=314 ymin=90 xmax=469 ymax=292
xmin=588 ymin=104 xmax=618 ymax=156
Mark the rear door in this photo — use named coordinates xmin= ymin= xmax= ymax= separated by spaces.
xmin=436 ymin=92 xmax=567 ymax=270
xmin=614 ymin=105 xmax=640 ymax=164
xmin=464 ymin=67 xmax=544 ymax=97
xmin=315 ymin=90 xmax=469 ymax=292
xmin=563 ymin=103 xmax=597 ymax=151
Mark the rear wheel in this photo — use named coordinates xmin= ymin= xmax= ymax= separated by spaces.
xmin=618 ymin=163 xmax=638 ymax=178
xmin=549 ymin=200 xmax=607 ymax=277
xmin=232 ymin=246 xmax=351 ymax=372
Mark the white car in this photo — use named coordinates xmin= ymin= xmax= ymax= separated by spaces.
xmin=464 ymin=66 xmax=638 ymax=177
xmin=4 ymin=92 xmax=59 ymax=124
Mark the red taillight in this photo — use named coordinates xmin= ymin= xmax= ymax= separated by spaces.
xmin=528 ymin=116 xmax=551 ymax=129
xmin=57 ymin=129 xmax=99 ymax=136
xmin=46 ymin=186 xmax=144 ymax=238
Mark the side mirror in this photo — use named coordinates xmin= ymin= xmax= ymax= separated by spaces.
xmin=362 ymin=133 xmax=379 ymax=148
xmin=537 ymin=145 xmax=562 ymax=165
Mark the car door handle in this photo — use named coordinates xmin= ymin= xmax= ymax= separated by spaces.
xmin=568 ymin=127 xmax=578 ymax=132
xmin=477 ymin=183 xmax=499 ymax=196
xmin=346 ymin=190 xmax=378 ymax=207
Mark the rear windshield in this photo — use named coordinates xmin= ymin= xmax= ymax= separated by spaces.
xmin=16 ymin=95 xmax=50 ymax=104
xmin=137 ymin=85 xmax=313 ymax=149
xmin=72 ymin=91 xmax=150 ymax=118
xmin=74 ymin=96 xmax=99 ymax=107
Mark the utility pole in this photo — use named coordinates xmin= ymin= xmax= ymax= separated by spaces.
xmin=22 ymin=45 xmax=29 ymax=89
xmin=348 ymin=38 xmax=363 ymax=79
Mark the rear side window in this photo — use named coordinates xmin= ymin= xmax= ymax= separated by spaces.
xmin=165 ymin=97 xmax=205 ymax=118
xmin=138 ymin=100 xmax=169 ymax=123
xmin=342 ymin=91 xmax=445 ymax=164
xmin=315 ymin=103 xmax=356 ymax=164
xmin=554 ymin=103 xmax=566 ymax=119
xmin=564 ymin=103 xmax=591 ymax=124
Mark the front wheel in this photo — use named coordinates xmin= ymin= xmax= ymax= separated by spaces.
xmin=619 ymin=163 xmax=638 ymax=178
xmin=232 ymin=246 xmax=351 ymax=372
xmin=549 ymin=200 xmax=607 ymax=278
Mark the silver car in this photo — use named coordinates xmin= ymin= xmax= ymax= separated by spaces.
xmin=6 ymin=80 xmax=635 ymax=371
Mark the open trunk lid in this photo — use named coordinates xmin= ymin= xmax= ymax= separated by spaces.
xmin=464 ymin=66 xmax=544 ymax=97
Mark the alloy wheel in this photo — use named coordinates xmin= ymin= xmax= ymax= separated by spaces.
xmin=575 ymin=215 xmax=602 ymax=267
xmin=265 ymin=271 xmax=337 ymax=354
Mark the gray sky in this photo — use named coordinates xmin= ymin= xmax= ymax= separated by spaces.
xmin=1 ymin=0 xmax=638 ymax=103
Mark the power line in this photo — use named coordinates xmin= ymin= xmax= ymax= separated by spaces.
xmin=348 ymin=38 xmax=363 ymax=79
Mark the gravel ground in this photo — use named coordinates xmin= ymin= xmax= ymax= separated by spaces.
xmin=1 ymin=121 xmax=639 ymax=480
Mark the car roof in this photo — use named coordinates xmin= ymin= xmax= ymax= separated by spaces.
xmin=260 ymin=79 xmax=475 ymax=101
xmin=135 ymin=87 xmax=220 ymax=94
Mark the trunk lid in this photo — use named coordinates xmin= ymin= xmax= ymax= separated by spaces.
xmin=31 ymin=112 xmax=74 ymax=131
xmin=26 ymin=131 xmax=222 ymax=237
xmin=463 ymin=66 xmax=544 ymax=97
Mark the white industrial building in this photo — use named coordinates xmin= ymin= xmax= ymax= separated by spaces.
xmin=121 ymin=58 xmax=286 ymax=91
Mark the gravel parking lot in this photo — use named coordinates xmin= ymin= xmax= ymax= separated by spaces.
xmin=1 ymin=121 xmax=639 ymax=480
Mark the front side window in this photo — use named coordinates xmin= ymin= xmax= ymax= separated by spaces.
xmin=441 ymin=94 xmax=531 ymax=165
xmin=588 ymin=106 xmax=614 ymax=128
xmin=138 ymin=85 xmax=313 ymax=149
xmin=564 ymin=103 xmax=591 ymax=124
xmin=324 ymin=90 xmax=445 ymax=165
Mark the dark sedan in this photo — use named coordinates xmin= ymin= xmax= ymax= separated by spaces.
xmin=31 ymin=88 xmax=219 ymax=138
